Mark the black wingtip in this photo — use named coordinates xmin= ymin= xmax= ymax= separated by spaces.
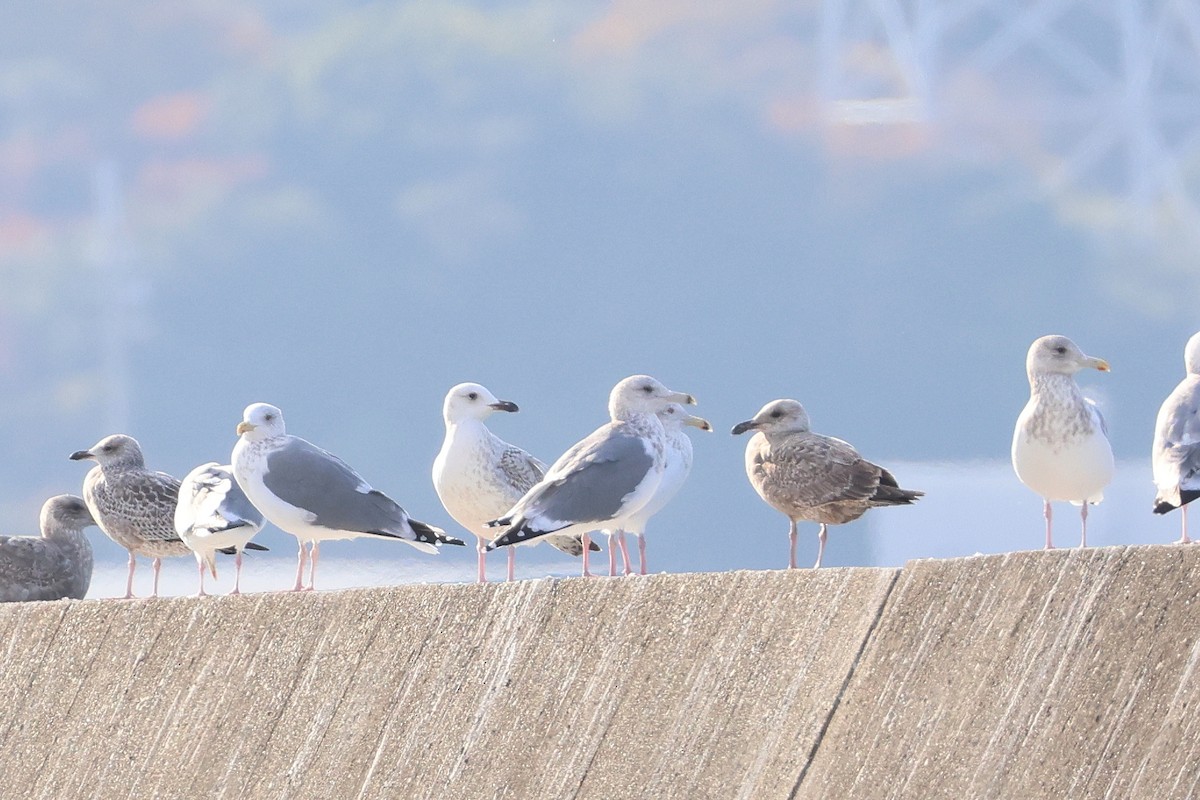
xmin=588 ymin=539 xmax=601 ymax=552
xmin=409 ymin=518 xmax=466 ymax=547
xmin=244 ymin=542 xmax=269 ymax=552
xmin=1154 ymin=489 xmax=1200 ymax=515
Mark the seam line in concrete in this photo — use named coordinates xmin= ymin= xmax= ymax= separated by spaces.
xmin=787 ymin=569 xmax=901 ymax=800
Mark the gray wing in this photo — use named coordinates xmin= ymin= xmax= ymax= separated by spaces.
xmin=263 ymin=437 xmax=418 ymax=535
xmin=101 ymin=470 xmax=184 ymax=543
xmin=755 ymin=434 xmax=879 ymax=513
xmin=0 ymin=537 xmax=71 ymax=602
xmin=1085 ymin=398 xmax=1109 ymax=438
xmin=1154 ymin=381 xmax=1200 ymax=489
xmin=183 ymin=464 xmax=264 ymax=532
xmin=498 ymin=445 xmax=546 ymax=495
xmin=516 ymin=426 xmax=655 ymax=526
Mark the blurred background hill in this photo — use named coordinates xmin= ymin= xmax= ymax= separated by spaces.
xmin=2 ymin=1 xmax=1198 ymax=591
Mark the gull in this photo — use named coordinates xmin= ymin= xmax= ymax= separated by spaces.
xmin=70 ymin=434 xmax=191 ymax=598
xmin=0 ymin=495 xmax=96 ymax=603
xmin=232 ymin=402 xmax=464 ymax=591
xmin=1152 ymin=331 xmax=1200 ymax=544
xmin=175 ymin=462 xmax=269 ymax=596
xmin=732 ymin=399 xmax=923 ymax=569
xmin=432 ymin=382 xmax=595 ymax=583
xmin=1012 ymin=334 xmax=1114 ymax=549
xmin=486 ymin=375 xmax=696 ymax=577
xmin=605 ymin=402 xmax=711 ymax=576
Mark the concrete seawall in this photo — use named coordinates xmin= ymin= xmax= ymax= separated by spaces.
xmin=1 ymin=546 xmax=1197 ymax=799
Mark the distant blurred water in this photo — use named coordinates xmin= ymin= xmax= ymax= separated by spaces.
xmin=84 ymin=459 xmax=1184 ymax=599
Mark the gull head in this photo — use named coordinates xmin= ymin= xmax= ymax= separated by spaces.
xmin=69 ymin=434 xmax=146 ymax=469
xmin=658 ymin=402 xmax=711 ymax=432
xmin=1026 ymin=335 xmax=1110 ymax=378
xmin=237 ymin=403 xmax=286 ymax=441
xmin=609 ymin=375 xmax=696 ymax=419
xmin=732 ymin=399 xmax=811 ymax=437
xmin=443 ymin=382 xmax=518 ymax=425
xmin=1185 ymin=331 xmax=1200 ymax=377
xmin=41 ymin=494 xmax=96 ymax=537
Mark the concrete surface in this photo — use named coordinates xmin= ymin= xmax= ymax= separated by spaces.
xmin=0 ymin=546 xmax=1197 ymax=799
xmin=797 ymin=547 xmax=1200 ymax=800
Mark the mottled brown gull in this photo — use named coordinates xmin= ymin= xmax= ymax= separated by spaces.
xmin=1011 ymin=334 xmax=1113 ymax=549
xmin=485 ymin=375 xmax=697 ymax=578
xmin=232 ymin=402 xmax=464 ymax=592
xmin=0 ymin=495 xmax=96 ymax=603
xmin=1152 ymin=330 xmax=1200 ymax=543
xmin=70 ymin=434 xmax=190 ymax=598
xmin=432 ymin=382 xmax=595 ymax=583
xmin=175 ymin=462 xmax=269 ymax=596
xmin=732 ymin=399 xmax=923 ymax=569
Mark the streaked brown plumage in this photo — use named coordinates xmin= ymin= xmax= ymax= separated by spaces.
xmin=733 ymin=399 xmax=922 ymax=568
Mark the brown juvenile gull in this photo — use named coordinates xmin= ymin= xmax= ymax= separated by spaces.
xmin=732 ymin=399 xmax=923 ymax=569
xmin=70 ymin=434 xmax=191 ymax=598
xmin=1152 ymin=330 xmax=1200 ymax=543
xmin=1011 ymin=334 xmax=1113 ymax=549
xmin=485 ymin=375 xmax=697 ymax=578
xmin=175 ymin=462 xmax=269 ymax=596
xmin=432 ymin=382 xmax=596 ymax=583
xmin=232 ymin=402 xmax=465 ymax=592
xmin=604 ymin=402 xmax=711 ymax=576
xmin=0 ymin=495 xmax=97 ymax=603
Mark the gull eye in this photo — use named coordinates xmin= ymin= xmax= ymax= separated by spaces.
xmin=468 ymin=392 xmax=478 ymax=401
xmin=642 ymin=384 xmax=654 ymax=394
xmin=770 ymin=410 xmax=783 ymax=419
xmin=1054 ymin=346 xmax=1067 ymax=355
xmin=265 ymin=413 xmax=275 ymax=422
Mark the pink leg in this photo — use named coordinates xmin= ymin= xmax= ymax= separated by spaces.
xmin=230 ymin=550 xmax=243 ymax=596
xmin=152 ymin=558 xmax=162 ymax=598
xmin=476 ymin=540 xmax=488 ymax=584
xmin=814 ymin=524 xmax=827 ymax=569
xmin=638 ymin=534 xmax=647 ymax=576
xmin=196 ymin=558 xmax=208 ymax=598
xmin=1079 ymin=502 xmax=1089 ymax=548
xmin=506 ymin=547 xmax=516 ymax=582
xmin=1179 ymin=505 xmax=1191 ymax=545
xmin=788 ymin=520 xmax=798 ymax=570
xmin=1044 ymin=501 xmax=1055 ymax=550
xmin=307 ymin=541 xmax=319 ymax=590
xmin=292 ymin=539 xmax=307 ymax=592
xmin=124 ymin=550 xmax=137 ymax=599
xmin=582 ymin=533 xmax=594 ymax=577
xmin=607 ymin=532 xmax=618 ymax=576
xmin=617 ymin=531 xmax=633 ymax=576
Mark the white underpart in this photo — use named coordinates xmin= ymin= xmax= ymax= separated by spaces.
xmin=1012 ymin=378 xmax=1114 ymax=504
xmin=434 ymin=418 xmax=538 ymax=546
xmin=617 ymin=422 xmax=694 ymax=538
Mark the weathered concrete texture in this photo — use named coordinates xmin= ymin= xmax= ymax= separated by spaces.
xmin=0 ymin=568 xmax=898 ymax=800
xmin=798 ymin=545 xmax=1200 ymax=800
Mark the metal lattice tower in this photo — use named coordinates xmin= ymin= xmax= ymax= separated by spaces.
xmin=818 ymin=0 xmax=1200 ymax=237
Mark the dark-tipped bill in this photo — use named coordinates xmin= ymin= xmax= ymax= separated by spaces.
xmin=730 ymin=420 xmax=758 ymax=436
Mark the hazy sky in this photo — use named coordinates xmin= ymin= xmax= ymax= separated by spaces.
xmin=2 ymin=1 xmax=1198 ymax=589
